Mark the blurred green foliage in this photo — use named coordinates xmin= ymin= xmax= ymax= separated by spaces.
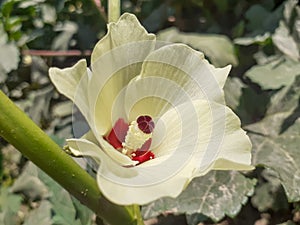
xmin=0 ymin=0 xmax=105 ymax=49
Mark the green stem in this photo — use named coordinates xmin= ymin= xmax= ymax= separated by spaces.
xmin=0 ymin=91 xmax=141 ymax=225
xmin=108 ymin=0 xmax=120 ymax=23
xmin=132 ymin=205 xmax=145 ymax=225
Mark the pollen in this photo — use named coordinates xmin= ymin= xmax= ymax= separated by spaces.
xmin=122 ymin=115 xmax=155 ymax=155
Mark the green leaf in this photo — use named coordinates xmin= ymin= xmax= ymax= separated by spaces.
xmin=247 ymin=116 xmax=300 ymax=202
xmin=31 ymin=56 xmax=50 ymax=83
xmin=49 ymin=134 xmax=66 ymax=147
xmin=0 ymin=65 xmax=7 ymax=83
xmin=52 ymin=21 xmax=78 ymax=50
xmin=0 ymin=187 xmax=22 ymax=225
xmin=1 ymin=0 xmax=15 ymax=18
xmin=72 ymin=197 xmax=94 ymax=225
xmin=237 ymin=86 xmax=270 ymax=124
xmin=28 ymin=86 xmax=54 ymax=124
xmin=5 ymin=17 xmax=22 ymax=35
xmin=224 ymin=77 xmax=270 ymax=124
xmin=272 ymin=21 xmax=299 ymax=61
xmin=246 ymin=76 xmax=300 ymax=202
xmin=36 ymin=163 xmax=89 ymax=225
xmin=11 ymin=162 xmax=93 ymax=225
xmin=245 ymin=57 xmax=300 ymax=90
xmin=224 ymin=77 xmax=245 ymax=111
xmin=283 ymin=0 xmax=298 ymax=23
xmin=0 ymin=187 xmax=22 ymax=213
xmin=244 ymin=3 xmax=283 ymax=34
xmin=0 ymin=43 xmax=20 ymax=73
xmin=49 ymin=183 xmax=81 ymax=225
xmin=19 ymin=0 xmax=46 ymax=8
xmin=41 ymin=4 xmax=57 ymax=24
xmin=272 ymin=0 xmax=300 ymax=61
xmin=10 ymin=162 xmax=50 ymax=200
xmin=52 ymin=101 xmax=73 ymax=118
xmin=157 ymin=27 xmax=238 ymax=67
xmin=23 ymin=201 xmax=52 ymax=225
xmin=245 ymin=4 xmax=273 ymax=32
xmin=15 ymin=86 xmax=54 ymax=125
xmin=253 ymin=50 xmax=280 ymax=65
xmin=251 ymin=169 xmax=289 ymax=212
xmin=0 ymin=144 xmax=22 ymax=178
xmin=234 ymin=33 xmax=271 ymax=46
xmin=142 ymin=171 xmax=256 ymax=222
xmin=267 ymin=75 xmax=300 ymax=115
xmin=0 ymin=24 xmax=8 ymax=45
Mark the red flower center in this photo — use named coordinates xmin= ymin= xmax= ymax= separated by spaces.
xmin=105 ymin=116 xmax=155 ymax=165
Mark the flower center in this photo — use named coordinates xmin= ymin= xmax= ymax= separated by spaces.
xmin=105 ymin=115 xmax=155 ymax=164
xmin=137 ymin=115 xmax=155 ymax=134
xmin=122 ymin=116 xmax=154 ymax=154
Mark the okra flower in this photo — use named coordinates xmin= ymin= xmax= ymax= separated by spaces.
xmin=49 ymin=13 xmax=252 ymax=205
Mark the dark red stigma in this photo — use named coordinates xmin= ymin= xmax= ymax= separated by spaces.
xmin=137 ymin=115 xmax=155 ymax=134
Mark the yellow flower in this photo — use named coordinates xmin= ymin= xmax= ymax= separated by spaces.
xmin=49 ymin=13 xmax=253 ymax=205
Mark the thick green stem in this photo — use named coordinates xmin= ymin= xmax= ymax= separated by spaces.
xmin=132 ymin=205 xmax=145 ymax=225
xmin=108 ymin=0 xmax=120 ymax=23
xmin=0 ymin=91 xmax=142 ymax=225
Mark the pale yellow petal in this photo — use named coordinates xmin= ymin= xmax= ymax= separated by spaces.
xmin=66 ymin=137 xmax=138 ymax=178
xmin=96 ymin=157 xmax=196 ymax=205
xmin=87 ymin=13 xmax=156 ymax=135
xmin=123 ymin=76 xmax=183 ymax=122
xmin=67 ymin=135 xmax=138 ymax=167
xmin=207 ymin=106 xmax=253 ymax=171
xmin=67 ymin=137 xmax=103 ymax=163
xmin=207 ymin=63 xmax=231 ymax=89
xmin=211 ymin=109 xmax=254 ymax=170
xmin=150 ymin=99 xmax=252 ymax=173
xmin=49 ymin=59 xmax=90 ymax=121
xmin=213 ymin=159 xmax=254 ymax=170
xmin=140 ymin=44 xmax=230 ymax=104
xmin=49 ymin=59 xmax=87 ymax=101
xmin=91 ymin=13 xmax=155 ymax=63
